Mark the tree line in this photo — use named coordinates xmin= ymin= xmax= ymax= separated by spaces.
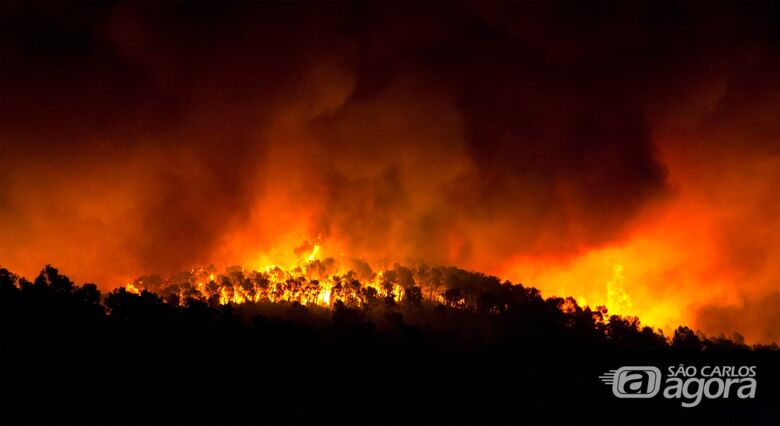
xmin=1 ymin=265 xmax=777 ymax=425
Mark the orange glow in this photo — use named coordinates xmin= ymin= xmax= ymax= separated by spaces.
xmin=1 ymin=3 xmax=777 ymax=344
xmin=126 ymin=250 xmax=412 ymax=310
xmin=497 ymin=153 xmax=780 ymax=341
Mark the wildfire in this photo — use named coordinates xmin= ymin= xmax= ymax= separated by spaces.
xmin=118 ymin=239 xmax=663 ymax=329
xmin=307 ymin=244 xmax=321 ymax=262
xmin=606 ymin=264 xmax=632 ymax=316
xmin=125 ymin=243 xmax=419 ymax=309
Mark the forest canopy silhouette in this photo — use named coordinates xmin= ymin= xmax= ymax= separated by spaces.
xmin=1 ymin=265 xmax=778 ymax=425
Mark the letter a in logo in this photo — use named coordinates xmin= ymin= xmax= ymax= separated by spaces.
xmin=600 ymin=366 xmax=662 ymax=398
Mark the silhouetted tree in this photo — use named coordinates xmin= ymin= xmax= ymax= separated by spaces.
xmin=1 ymin=265 xmax=777 ymax=426
xmin=672 ymin=325 xmax=703 ymax=353
xmin=34 ymin=264 xmax=73 ymax=292
xmin=443 ymin=288 xmax=465 ymax=307
xmin=404 ymin=286 xmax=423 ymax=306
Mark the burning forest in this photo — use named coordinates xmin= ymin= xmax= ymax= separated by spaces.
xmin=1 ymin=1 xmax=778 ymax=425
xmin=124 ymin=251 xmax=510 ymax=309
xmin=2 ymin=263 xmax=779 ymax=425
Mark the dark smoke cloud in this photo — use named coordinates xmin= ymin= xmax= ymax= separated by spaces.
xmin=1 ymin=2 xmax=777 ymax=340
xmin=1 ymin=2 xmax=355 ymax=273
xmin=696 ymin=293 xmax=780 ymax=344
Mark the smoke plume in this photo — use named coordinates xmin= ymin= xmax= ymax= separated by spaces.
xmin=1 ymin=2 xmax=777 ymax=341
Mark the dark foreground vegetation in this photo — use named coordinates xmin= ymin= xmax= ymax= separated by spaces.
xmin=1 ymin=266 xmax=778 ymax=425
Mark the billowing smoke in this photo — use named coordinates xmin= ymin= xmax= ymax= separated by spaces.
xmin=1 ymin=2 xmax=777 ymax=341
